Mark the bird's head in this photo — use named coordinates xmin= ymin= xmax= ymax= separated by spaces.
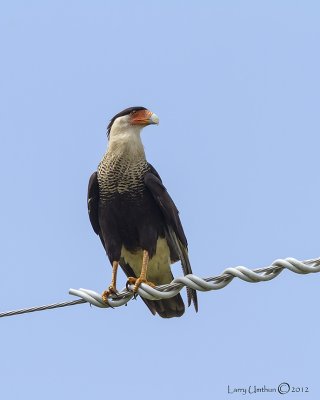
xmin=107 ymin=107 xmax=159 ymax=140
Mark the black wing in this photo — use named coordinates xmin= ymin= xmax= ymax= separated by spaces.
xmin=87 ymin=172 xmax=106 ymax=247
xmin=144 ymin=164 xmax=198 ymax=312
xmin=88 ymin=171 xmax=184 ymax=318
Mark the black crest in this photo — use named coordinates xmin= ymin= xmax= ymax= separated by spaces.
xmin=107 ymin=106 xmax=147 ymax=138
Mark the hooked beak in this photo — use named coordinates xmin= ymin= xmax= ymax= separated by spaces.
xmin=149 ymin=112 xmax=159 ymax=125
xmin=131 ymin=110 xmax=159 ymax=126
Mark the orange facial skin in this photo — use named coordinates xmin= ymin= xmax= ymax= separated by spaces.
xmin=130 ymin=109 xmax=153 ymax=125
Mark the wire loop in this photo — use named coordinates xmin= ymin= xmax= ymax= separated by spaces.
xmin=1 ymin=256 xmax=319 ymax=318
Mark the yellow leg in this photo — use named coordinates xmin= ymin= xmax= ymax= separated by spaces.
xmin=102 ymin=261 xmax=119 ymax=303
xmin=140 ymin=250 xmax=149 ymax=281
xmin=127 ymin=250 xmax=156 ymax=293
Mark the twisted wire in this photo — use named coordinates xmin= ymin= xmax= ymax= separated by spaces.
xmin=1 ymin=256 xmax=319 ymax=318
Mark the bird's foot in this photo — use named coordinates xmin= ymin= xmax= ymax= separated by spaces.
xmin=101 ymin=285 xmax=118 ymax=303
xmin=126 ymin=277 xmax=156 ymax=296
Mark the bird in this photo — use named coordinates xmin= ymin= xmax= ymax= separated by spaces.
xmin=87 ymin=106 xmax=198 ymax=318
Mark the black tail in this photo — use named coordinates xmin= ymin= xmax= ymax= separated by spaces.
xmin=143 ymin=293 xmax=185 ymax=318
xmin=179 ymin=243 xmax=198 ymax=312
xmin=167 ymin=227 xmax=198 ymax=312
xmin=120 ymin=257 xmax=190 ymax=318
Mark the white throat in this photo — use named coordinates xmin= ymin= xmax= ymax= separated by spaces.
xmin=107 ymin=118 xmax=146 ymax=159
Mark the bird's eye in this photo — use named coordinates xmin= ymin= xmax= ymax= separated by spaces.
xmin=131 ymin=111 xmax=136 ymax=115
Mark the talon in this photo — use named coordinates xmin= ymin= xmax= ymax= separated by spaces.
xmin=127 ymin=277 xmax=156 ymax=293
xmin=102 ymin=290 xmax=109 ymax=303
xmin=101 ymin=285 xmax=118 ymax=303
xmin=133 ymin=278 xmax=144 ymax=293
xmin=126 ymin=276 xmax=137 ymax=291
xmin=136 ymin=279 xmax=156 ymax=291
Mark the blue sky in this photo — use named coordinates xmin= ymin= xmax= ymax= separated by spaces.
xmin=1 ymin=1 xmax=320 ymax=399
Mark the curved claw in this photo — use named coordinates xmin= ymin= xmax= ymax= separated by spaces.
xmin=126 ymin=277 xmax=137 ymax=292
xmin=101 ymin=285 xmax=119 ymax=304
xmin=126 ymin=276 xmax=156 ymax=295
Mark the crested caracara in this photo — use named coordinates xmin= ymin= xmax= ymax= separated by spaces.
xmin=87 ymin=107 xmax=198 ymax=318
